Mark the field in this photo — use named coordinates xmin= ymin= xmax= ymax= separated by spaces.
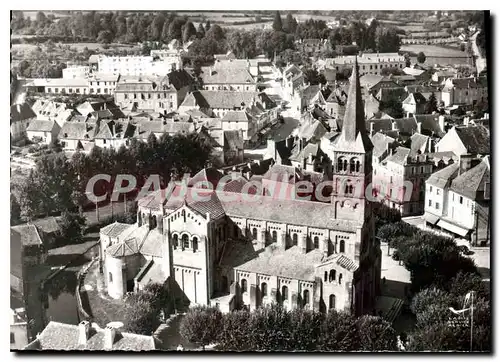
xmin=400 ymin=44 xmax=467 ymax=57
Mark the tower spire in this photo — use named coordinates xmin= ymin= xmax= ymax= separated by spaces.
xmin=334 ymin=56 xmax=373 ymax=152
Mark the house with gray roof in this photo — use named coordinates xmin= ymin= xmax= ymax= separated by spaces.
xmin=11 ymin=103 xmax=36 ymax=141
xmin=24 ymin=321 xmax=158 ymax=351
xmin=435 ymin=125 xmax=490 ymax=157
xmin=402 ymin=92 xmax=427 ymax=116
xmin=26 ymin=119 xmax=61 ymax=145
xmin=424 ymin=155 xmax=490 ymax=244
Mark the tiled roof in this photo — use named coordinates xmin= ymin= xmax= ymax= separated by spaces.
xmin=454 ymin=126 xmax=490 ymax=155
xmin=28 ymin=321 xmax=156 ymax=351
xmin=371 ymin=132 xmax=395 ymax=158
xmin=229 ymin=243 xmax=324 ymax=281
xmin=166 ymin=69 xmax=193 ymax=90
xmin=444 ymin=77 xmax=487 ymax=89
xmin=289 ymin=143 xmax=320 ymax=162
xmin=426 ymin=163 xmax=459 ymax=188
xmin=404 ymin=92 xmax=427 ymax=105
xmin=200 ymin=67 xmax=255 ymax=85
xmin=181 ymin=90 xmax=269 ymax=110
xmin=59 ymin=122 xmax=97 ymax=140
xmin=450 ymin=156 xmax=490 ymax=199
xmin=221 ymin=110 xmax=252 ymax=123
xmin=297 ymin=118 xmax=328 ymax=141
xmin=11 ymin=103 xmax=36 ymax=123
xmin=413 ymin=114 xmax=445 ymax=137
xmin=139 ymin=229 xmax=163 ymax=257
xmin=10 ymin=224 xmax=43 ymax=247
xmin=106 ymin=238 xmax=141 ymax=257
xmin=26 ymin=119 xmax=56 ymax=132
xmin=263 ymin=164 xmax=302 ymax=185
xmin=100 ymin=222 xmax=135 ymax=239
xmin=394 ymin=117 xmax=418 ymax=135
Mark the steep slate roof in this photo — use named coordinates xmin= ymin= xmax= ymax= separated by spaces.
xmin=404 ymin=92 xmax=427 ymax=105
xmin=10 ymin=224 xmax=44 ymax=247
xmin=333 ymin=58 xmax=373 ymax=153
xmin=450 ymin=156 xmax=490 ymax=199
xmin=188 ymin=168 xmax=224 ymax=188
xmin=426 ymin=162 xmax=459 ymax=188
xmin=27 ymin=321 xmax=156 ymax=351
xmin=166 ymin=69 xmax=193 ymax=90
xmin=139 ymin=229 xmax=163 ymax=257
xmin=371 ymin=132 xmax=396 ymax=158
xmin=454 ymin=126 xmax=490 ymax=155
xmin=11 ymin=103 xmax=36 ymax=124
xmin=297 ymin=119 xmax=328 ymax=141
xmin=410 ymin=133 xmax=429 ymax=153
xmin=385 ymin=146 xmax=411 ymax=165
xmin=100 ymin=222 xmax=135 ymax=239
xmin=59 ymin=122 xmax=97 ymax=140
xmin=26 ymin=119 xmax=56 ymax=132
xmin=181 ymin=91 xmax=264 ymax=110
xmin=221 ymin=110 xmax=252 ymax=123
xmin=414 ymin=114 xmax=445 ymax=137
xmin=443 ymin=77 xmax=488 ymax=90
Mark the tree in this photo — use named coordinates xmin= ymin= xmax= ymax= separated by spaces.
xmin=180 ymin=305 xmax=222 ymax=350
xmin=19 ymin=170 xmax=41 ymax=221
xmin=197 ymin=23 xmax=205 ymax=39
xmin=206 ymin=24 xmax=225 ymax=42
xmin=283 ymin=13 xmax=298 ymax=33
xmin=123 ymin=298 xmax=160 ymax=335
xmin=417 ymin=51 xmax=426 ymax=64
xmin=356 ymin=315 xmax=398 ymax=351
xmin=404 ymin=52 xmax=411 ymax=67
xmin=218 ymin=309 xmax=252 ymax=351
xmin=319 ymin=310 xmax=359 ymax=351
xmin=273 ymin=11 xmax=283 ymax=32
xmin=182 ymin=21 xmax=197 ymax=44
xmin=205 ymin=20 xmax=211 ymax=32
xmin=425 ymin=92 xmax=438 ymax=114
xmin=411 ymin=287 xmax=454 ymax=316
xmin=11 ymin=195 xmax=22 ymax=225
xmin=97 ymin=30 xmax=113 ymax=44
xmin=58 ymin=211 xmax=86 ymax=246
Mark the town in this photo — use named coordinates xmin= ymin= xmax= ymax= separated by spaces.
xmin=10 ymin=10 xmax=490 ymax=352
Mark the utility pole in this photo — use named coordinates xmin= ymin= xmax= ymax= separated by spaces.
xmin=470 ymin=291 xmax=474 ymax=352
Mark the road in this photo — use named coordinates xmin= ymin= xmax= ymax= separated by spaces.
xmin=471 ymin=31 xmax=486 ymax=75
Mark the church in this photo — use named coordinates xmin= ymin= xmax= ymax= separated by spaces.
xmin=98 ymin=61 xmax=382 ymax=315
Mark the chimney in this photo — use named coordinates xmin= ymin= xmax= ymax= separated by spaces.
xmin=427 ymin=137 xmax=434 ymax=153
xmin=104 ymin=326 xmax=116 ymax=350
xmin=416 ymin=121 xmax=422 ymax=134
xmin=391 ymin=121 xmax=397 ymax=131
xmin=210 ymin=67 xmax=215 ymax=76
xmin=112 ymin=123 xmax=116 ymax=137
xmin=438 ymin=115 xmax=445 ymax=132
xmin=206 ymin=212 xmax=211 ymax=222
xmin=370 ymin=121 xmax=375 ymax=136
xmin=463 ymin=116 xmax=470 ymax=126
xmin=78 ymin=321 xmax=91 ymax=345
xmin=458 ymin=154 xmax=473 ymax=175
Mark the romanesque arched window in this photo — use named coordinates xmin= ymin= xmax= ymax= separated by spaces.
xmin=192 ymin=237 xmax=198 ymax=252
xmin=108 ymin=272 xmax=113 ymax=284
xmin=281 ymin=285 xmax=288 ymax=301
xmin=292 ymin=233 xmax=298 ymax=246
xmin=272 ymin=230 xmax=277 ymax=243
xmin=252 ymin=228 xmax=257 ymax=240
xmin=355 ymin=160 xmax=361 ymax=172
xmin=261 ymin=282 xmax=268 ymax=298
xmin=303 ymin=290 xmax=310 ymax=307
xmin=241 ymin=279 xmax=248 ymax=294
xmin=329 ymin=294 xmax=336 ymax=310
xmin=350 ymin=158 xmax=356 ymax=172
xmin=329 ymin=269 xmax=336 ymax=282
xmin=313 ymin=236 xmax=319 ymax=249
xmin=182 ymin=234 xmax=189 ymax=249
xmin=172 ymin=234 xmax=179 ymax=249
xmin=339 ymin=273 xmax=343 ymax=285
xmin=324 ymin=271 xmax=328 ymax=282
xmin=343 ymin=159 xmax=348 ymax=171
xmin=339 ymin=240 xmax=345 ymax=253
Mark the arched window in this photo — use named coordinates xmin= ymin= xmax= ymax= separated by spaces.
xmin=272 ymin=230 xmax=277 ymax=243
xmin=182 ymin=209 xmax=186 ymax=223
xmin=108 ymin=272 xmax=113 ymax=283
xmin=241 ymin=279 xmax=247 ymax=294
xmin=343 ymin=159 xmax=348 ymax=171
xmin=355 ymin=160 xmax=361 ymax=172
xmin=339 ymin=273 xmax=343 ymax=285
xmin=261 ymin=282 xmax=268 ymax=298
xmin=350 ymin=158 xmax=356 ymax=172
xmin=303 ymin=290 xmax=310 ymax=307
xmin=252 ymin=228 xmax=257 ymax=240
xmin=192 ymin=237 xmax=198 ymax=252
xmin=182 ymin=234 xmax=189 ymax=249
xmin=292 ymin=233 xmax=298 ymax=246
xmin=329 ymin=294 xmax=336 ymax=310
xmin=313 ymin=236 xmax=319 ymax=249
xmin=172 ymin=234 xmax=179 ymax=249
xmin=281 ymin=286 xmax=288 ymax=301
xmin=324 ymin=271 xmax=328 ymax=282
xmin=329 ymin=269 xmax=336 ymax=282
xmin=340 ymin=240 xmax=345 ymax=253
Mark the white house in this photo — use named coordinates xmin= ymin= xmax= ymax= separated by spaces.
xmin=26 ymin=120 xmax=61 ymax=144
